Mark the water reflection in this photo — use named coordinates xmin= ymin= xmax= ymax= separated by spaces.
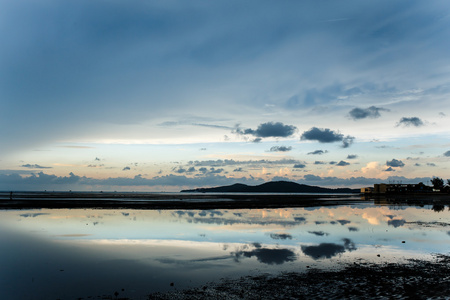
xmin=0 ymin=202 xmax=449 ymax=299
xmin=232 ymin=244 xmax=297 ymax=265
xmin=301 ymin=238 xmax=357 ymax=259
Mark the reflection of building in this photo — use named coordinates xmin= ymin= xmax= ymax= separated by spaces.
xmin=362 ymin=183 xmax=432 ymax=194
xmin=360 ymin=187 xmax=373 ymax=193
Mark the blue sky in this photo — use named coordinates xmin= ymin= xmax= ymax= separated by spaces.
xmin=1 ymin=0 xmax=449 ymax=191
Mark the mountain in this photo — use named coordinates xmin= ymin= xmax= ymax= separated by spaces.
xmin=181 ymin=181 xmax=359 ymax=193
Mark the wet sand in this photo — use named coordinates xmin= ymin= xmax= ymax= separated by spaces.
xmin=149 ymin=254 xmax=450 ymax=300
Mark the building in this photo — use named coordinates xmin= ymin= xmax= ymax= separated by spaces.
xmin=362 ymin=183 xmax=432 ymax=194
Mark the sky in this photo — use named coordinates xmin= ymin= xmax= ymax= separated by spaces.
xmin=1 ymin=0 xmax=450 ymax=192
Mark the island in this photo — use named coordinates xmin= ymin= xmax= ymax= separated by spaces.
xmin=181 ymin=180 xmax=360 ymax=194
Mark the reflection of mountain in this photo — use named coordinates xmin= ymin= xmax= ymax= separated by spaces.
xmin=233 ymin=246 xmax=297 ymax=265
xmin=301 ymin=238 xmax=356 ymax=259
xmin=181 ymin=181 xmax=359 ymax=193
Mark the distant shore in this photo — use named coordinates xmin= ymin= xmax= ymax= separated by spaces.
xmin=0 ymin=191 xmax=364 ymax=210
xmin=1 ymin=191 xmax=449 ymax=210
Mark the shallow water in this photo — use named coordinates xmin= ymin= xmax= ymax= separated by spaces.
xmin=0 ymin=202 xmax=449 ymax=299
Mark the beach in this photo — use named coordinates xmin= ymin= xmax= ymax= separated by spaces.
xmin=149 ymin=254 xmax=450 ymax=299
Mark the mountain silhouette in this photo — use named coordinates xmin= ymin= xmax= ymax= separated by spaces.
xmin=181 ymin=181 xmax=359 ymax=193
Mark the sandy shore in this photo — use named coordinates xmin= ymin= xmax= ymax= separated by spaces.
xmin=148 ymin=254 xmax=450 ymax=300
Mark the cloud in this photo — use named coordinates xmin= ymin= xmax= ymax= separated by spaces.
xmin=307 ymin=150 xmax=328 ymax=155
xmin=188 ymin=158 xmax=302 ymax=167
xmin=386 ymin=159 xmax=405 ymax=167
xmin=301 ymin=127 xmax=354 ymax=148
xmin=314 ymin=161 xmax=326 ymax=165
xmin=21 ymin=164 xmax=52 ymax=169
xmin=233 ymin=167 xmax=244 ymax=172
xmin=122 ymin=166 xmax=131 ymax=171
xmin=384 ymin=167 xmax=395 ymax=172
xmin=336 ymin=161 xmax=350 ymax=166
xmin=349 ymin=106 xmax=389 ymax=120
xmin=235 ymin=122 xmax=297 ymax=139
xmin=346 ymin=154 xmax=358 ymax=159
xmin=444 ymin=151 xmax=450 ymax=157
xmin=396 ymin=117 xmax=424 ymax=127
xmin=269 ymin=146 xmax=292 ymax=152
xmin=293 ymin=163 xmax=306 ymax=169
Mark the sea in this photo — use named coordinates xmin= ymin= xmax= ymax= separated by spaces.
xmin=0 ymin=194 xmax=449 ymax=299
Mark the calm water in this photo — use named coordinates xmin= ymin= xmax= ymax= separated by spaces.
xmin=0 ymin=201 xmax=449 ymax=299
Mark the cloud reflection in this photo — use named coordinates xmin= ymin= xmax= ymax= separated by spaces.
xmin=387 ymin=219 xmax=406 ymax=228
xmin=270 ymin=233 xmax=293 ymax=240
xmin=308 ymin=231 xmax=329 ymax=236
xmin=19 ymin=213 xmax=50 ymax=218
xmin=301 ymin=238 xmax=356 ymax=259
xmin=232 ymin=246 xmax=297 ymax=265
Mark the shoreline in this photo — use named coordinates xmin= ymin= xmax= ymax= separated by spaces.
xmin=148 ymin=254 xmax=450 ymax=299
xmin=1 ymin=191 xmax=449 ymax=210
xmin=0 ymin=193 xmax=363 ymax=210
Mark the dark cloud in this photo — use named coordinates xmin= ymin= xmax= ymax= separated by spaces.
xmin=301 ymin=127 xmax=354 ymax=148
xmin=233 ymin=167 xmax=244 ymax=172
xmin=21 ymin=164 xmax=52 ymax=169
xmin=329 ymin=161 xmax=337 ymax=165
xmin=396 ymin=117 xmax=424 ymax=127
xmin=208 ymin=167 xmax=224 ymax=174
xmin=346 ymin=154 xmax=358 ymax=159
xmin=385 ymin=167 xmax=396 ymax=172
xmin=269 ymin=146 xmax=292 ymax=152
xmin=233 ymin=247 xmax=297 ymax=265
xmin=301 ymin=238 xmax=356 ymax=260
xmin=349 ymin=106 xmax=389 ymax=120
xmin=314 ymin=161 xmax=326 ymax=165
xmin=348 ymin=227 xmax=359 ymax=232
xmin=444 ymin=151 xmax=450 ymax=157
xmin=293 ymin=163 xmax=306 ymax=169
xmin=427 ymin=163 xmax=436 ymax=167
xmin=122 ymin=166 xmax=131 ymax=171
xmin=269 ymin=233 xmax=293 ymax=240
xmin=235 ymin=122 xmax=297 ymax=138
xmin=307 ymin=150 xmax=328 ymax=155
xmin=386 ymin=159 xmax=405 ymax=167
xmin=336 ymin=161 xmax=350 ymax=166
